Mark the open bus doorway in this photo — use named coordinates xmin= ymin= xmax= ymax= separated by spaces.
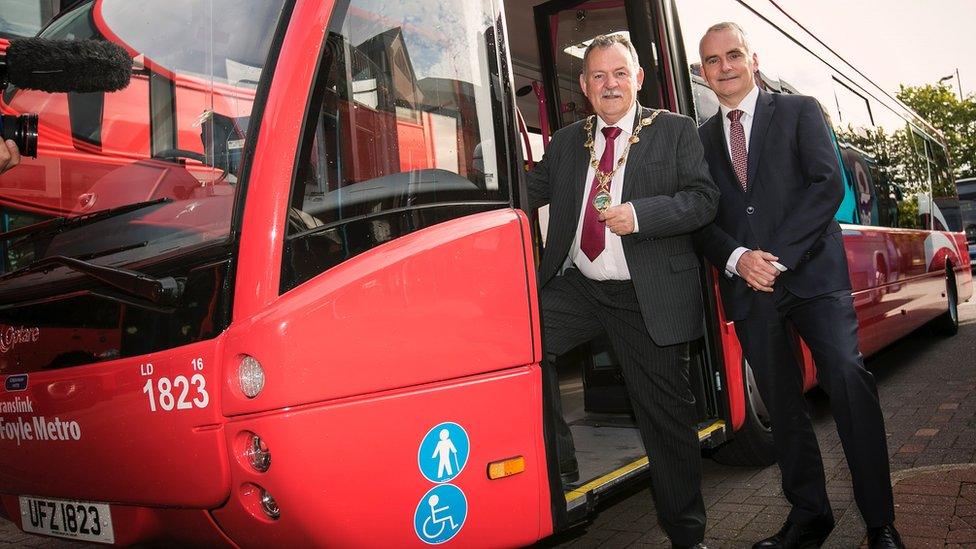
xmin=502 ymin=0 xmax=727 ymax=516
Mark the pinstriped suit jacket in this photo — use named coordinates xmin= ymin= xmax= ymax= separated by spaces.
xmin=526 ymin=105 xmax=719 ymax=346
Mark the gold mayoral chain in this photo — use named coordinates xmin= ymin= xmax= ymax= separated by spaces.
xmin=583 ymin=109 xmax=662 ymax=212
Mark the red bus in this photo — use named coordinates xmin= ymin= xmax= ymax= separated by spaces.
xmin=0 ymin=0 xmax=970 ymax=547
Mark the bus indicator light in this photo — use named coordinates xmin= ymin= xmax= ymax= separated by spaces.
xmin=487 ymin=456 xmax=525 ymax=480
xmin=237 ymin=356 xmax=265 ymax=398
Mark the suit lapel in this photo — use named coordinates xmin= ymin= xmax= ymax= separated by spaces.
xmin=571 ymin=119 xmax=591 ymax=218
xmin=746 ymin=90 xmax=774 ymax=192
xmin=708 ymin=113 xmax=738 ymax=187
xmin=622 ymin=105 xmax=653 ymax=203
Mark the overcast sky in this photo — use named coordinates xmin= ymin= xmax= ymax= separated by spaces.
xmin=777 ymin=0 xmax=975 ymax=99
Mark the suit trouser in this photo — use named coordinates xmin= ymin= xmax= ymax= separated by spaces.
xmin=734 ymin=287 xmax=895 ymax=528
xmin=540 ymin=268 xmax=706 ymax=545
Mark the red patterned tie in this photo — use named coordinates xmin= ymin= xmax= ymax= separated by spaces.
xmin=727 ymin=109 xmax=748 ymax=191
xmin=580 ymin=126 xmax=622 ymax=261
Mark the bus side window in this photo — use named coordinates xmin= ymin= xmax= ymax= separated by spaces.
xmin=874 ymin=173 xmax=901 ymax=229
xmin=832 ymin=139 xmax=859 ymax=224
xmin=899 ymin=128 xmax=931 ymax=229
xmin=929 ymin=140 xmax=962 ymax=232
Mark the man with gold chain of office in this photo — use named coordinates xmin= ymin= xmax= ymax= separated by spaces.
xmin=525 ymin=34 xmax=719 ymax=549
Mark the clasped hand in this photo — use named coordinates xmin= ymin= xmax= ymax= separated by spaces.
xmin=599 ymin=204 xmax=635 ymax=236
xmin=736 ymin=249 xmax=781 ymax=292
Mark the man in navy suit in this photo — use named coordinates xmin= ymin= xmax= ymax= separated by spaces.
xmin=694 ymin=22 xmax=903 ymax=549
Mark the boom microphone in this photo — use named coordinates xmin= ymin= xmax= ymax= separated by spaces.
xmin=1 ymin=38 xmax=133 ymax=93
xmin=0 ymin=39 xmax=133 ymax=158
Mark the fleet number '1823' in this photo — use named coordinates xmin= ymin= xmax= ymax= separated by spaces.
xmin=142 ymin=374 xmax=209 ymax=412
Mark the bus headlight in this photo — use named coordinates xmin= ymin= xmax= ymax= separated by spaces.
xmin=237 ymin=355 xmax=265 ymax=398
xmin=246 ymin=433 xmax=271 ymax=472
xmin=260 ymin=489 xmax=280 ymax=520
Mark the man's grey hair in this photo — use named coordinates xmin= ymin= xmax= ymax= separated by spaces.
xmin=582 ymin=34 xmax=640 ymax=73
xmin=701 ymin=21 xmax=752 ymax=55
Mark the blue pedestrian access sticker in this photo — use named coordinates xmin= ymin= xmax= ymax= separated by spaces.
xmin=418 ymin=422 xmax=469 ymax=483
xmin=414 ymin=484 xmax=467 ymax=544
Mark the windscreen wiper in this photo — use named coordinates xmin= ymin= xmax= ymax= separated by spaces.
xmin=4 ymin=255 xmax=184 ymax=306
xmin=0 ymin=198 xmax=171 ymax=243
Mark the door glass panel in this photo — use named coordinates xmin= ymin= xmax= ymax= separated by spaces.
xmin=281 ymin=0 xmax=511 ymax=291
xmin=549 ymin=4 xmax=629 ymax=127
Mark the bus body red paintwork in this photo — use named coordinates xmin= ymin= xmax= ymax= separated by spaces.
xmin=0 ymin=211 xmax=551 ymax=547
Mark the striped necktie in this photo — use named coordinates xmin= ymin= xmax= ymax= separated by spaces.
xmin=580 ymin=126 xmax=622 ymax=261
xmin=727 ymin=109 xmax=748 ymax=191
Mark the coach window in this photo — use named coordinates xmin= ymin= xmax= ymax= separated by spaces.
xmin=836 ymin=142 xmax=876 ymax=225
xmin=833 ymin=79 xmax=874 ymax=131
xmin=900 ymin=128 xmax=931 ymax=229
xmin=280 ymin=0 xmax=511 ymax=293
xmin=872 ymin=171 xmax=901 ymax=229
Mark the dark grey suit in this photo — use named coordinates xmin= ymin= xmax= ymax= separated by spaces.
xmin=526 ymin=105 xmax=719 ymax=545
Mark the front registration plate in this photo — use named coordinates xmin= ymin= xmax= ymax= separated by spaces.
xmin=19 ymin=496 xmax=114 ymax=544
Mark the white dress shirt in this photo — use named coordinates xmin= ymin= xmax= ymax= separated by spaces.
xmin=719 ymin=85 xmax=787 ymax=277
xmin=570 ymin=102 xmax=640 ymax=280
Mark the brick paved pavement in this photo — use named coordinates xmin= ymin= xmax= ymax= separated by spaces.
xmin=887 ymin=464 xmax=976 ymax=548
xmin=2 ymin=301 xmax=975 ymax=548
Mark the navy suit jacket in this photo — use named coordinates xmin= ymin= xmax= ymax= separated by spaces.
xmin=695 ymin=90 xmax=851 ymax=321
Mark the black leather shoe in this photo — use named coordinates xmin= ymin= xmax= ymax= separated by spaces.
xmin=559 ymin=458 xmax=579 ymax=485
xmin=672 ymin=543 xmax=708 ymax=549
xmin=867 ymin=524 xmax=904 ymax=549
xmin=752 ymin=516 xmax=834 ymax=548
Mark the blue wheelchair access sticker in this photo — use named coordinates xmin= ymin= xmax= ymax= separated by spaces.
xmin=414 ymin=484 xmax=467 ymax=544
xmin=418 ymin=422 xmax=469 ymax=483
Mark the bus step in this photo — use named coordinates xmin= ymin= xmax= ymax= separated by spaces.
xmin=564 ymin=419 xmax=727 ymax=516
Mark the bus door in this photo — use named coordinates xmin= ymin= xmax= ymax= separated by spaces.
xmin=533 ymin=0 xmax=668 ymax=137
xmin=211 ymin=1 xmax=553 ymax=546
xmin=504 ymin=0 xmax=727 ymax=518
xmin=535 ymin=0 xmax=673 ymax=418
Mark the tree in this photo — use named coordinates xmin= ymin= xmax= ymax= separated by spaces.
xmin=897 ymin=84 xmax=976 ymax=179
